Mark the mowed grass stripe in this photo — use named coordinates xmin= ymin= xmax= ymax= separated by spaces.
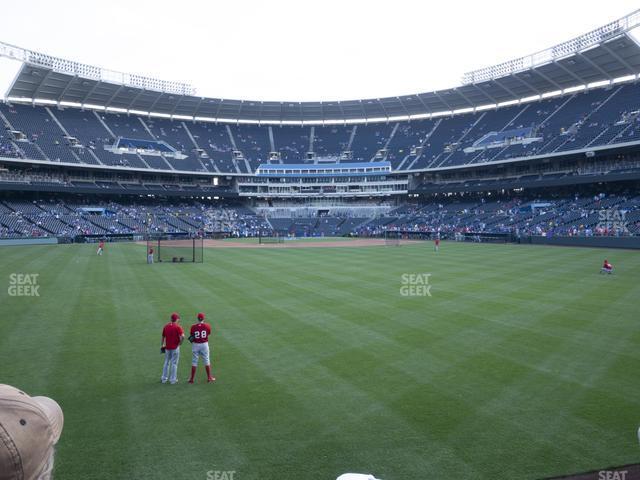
xmin=176 ymin=250 xmax=440 ymax=478
xmin=195 ymin=247 xmax=484 ymax=478
xmin=47 ymin=245 xmax=137 ymax=478
xmin=1 ymin=245 xmax=91 ymax=389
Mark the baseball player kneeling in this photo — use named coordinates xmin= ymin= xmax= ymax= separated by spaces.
xmin=188 ymin=312 xmax=215 ymax=383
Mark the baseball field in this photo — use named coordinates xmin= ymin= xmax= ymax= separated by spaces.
xmin=1 ymin=240 xmax=639 ymax=480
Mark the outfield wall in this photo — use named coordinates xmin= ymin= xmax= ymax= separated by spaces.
xmin=529 ymin=236 xmax=640 ymax=249
xmin=0 ymin=237 xmax=58 ymax=246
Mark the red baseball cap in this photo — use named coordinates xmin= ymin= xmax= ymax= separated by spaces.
xmin=197 ymin=312 xmax=205 ymax=321
xmin=171 ymin=313 xmax=180 ymax=321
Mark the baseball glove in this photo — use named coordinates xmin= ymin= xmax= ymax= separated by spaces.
xmin=188 ymin=334 xmax=196 ymax=343
xmin=160 ymin=347 xmax=166 ymax=354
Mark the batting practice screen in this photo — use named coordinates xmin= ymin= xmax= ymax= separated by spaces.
xmin=147 ymin=236 xmax=204 ymax=263
xmin=384 ymin=230 xmax=401 ymax=246
xmin=258 ymin=233 xmax=285 ymax=244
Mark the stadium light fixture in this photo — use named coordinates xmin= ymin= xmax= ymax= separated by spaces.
xmin=32 ymin=98 xmax=56 ymax=105
xmin=278 ymin=120 xmax=305 ymax=126
xmin=475 ymin=104 xmax=498 ymax=111
xmin=6 ymin=96 xmax=31 ymax=103
xmin=407 ymin=113 xmax=431 ymax=120
xmin=194 ymin=116 xmax=216 ymax=123
xmin=520 ymin=95 xmax=541 ymax=104
xmin=216 ymin=116 xmax=246 ymax=124
xmin=59 ymin=101 xmax=82 ymax=108
xmin=431 ymin=110 xmax=453 ymax=118
xmin=497 ymin=99 xmax=520 ymax=107
xmin=541 ymin=90 xmax=563 ymax=98
xmin=613 ymin=74 xmax=637 ymax=83
xmin=563 ymin=85 xmax=586 ymax=94
xmin=83 ymin=104 xmax=106 ymax=111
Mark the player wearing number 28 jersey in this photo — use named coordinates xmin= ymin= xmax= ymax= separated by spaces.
xmin=188 ymin=312 xmax=215 ymax=383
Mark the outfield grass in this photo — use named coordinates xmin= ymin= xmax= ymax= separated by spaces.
xmin=1 ymin=241 xmax=639 ymax=480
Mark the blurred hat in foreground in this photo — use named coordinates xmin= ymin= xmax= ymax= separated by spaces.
xmin=0 ymin=384 xmax=64 ymax=480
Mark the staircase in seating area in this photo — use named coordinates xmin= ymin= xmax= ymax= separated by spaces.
xmin=137 ymin=118 xmax=176 ymax=171
xmin=552 ymin=86 xmax=623 ymax=153
xmin=309 ymin=126 xmax=316 ymax=163
xmin=0 ymin=108 xmax=50 ymax=161
xmin=433 ymin=111 xmax=487 ymax=168
xmin=522 ymin=94 xmax=577 ymax=154
xmin=93 ymin=111 xmax=118 ymax=139
xmin=181 ymin=121 xmax=210 ymax=172
xmin=45 ymin=107 xmax=84 ymax=164
xmin=346 ymin=125 xmax=357 ymax=153
xmin=404 ymin=119 xmax=442 ymax=170
xmin=379 ymin=123 xmax=399 ymax=161
xmin=225 ymin=125 xmax=243 ymax=173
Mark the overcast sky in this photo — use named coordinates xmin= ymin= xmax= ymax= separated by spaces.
xmin=1 ymin=0 xmax=639 ymax=101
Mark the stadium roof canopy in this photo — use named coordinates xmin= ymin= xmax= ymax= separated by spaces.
xmin=3 ymin=10 xmax=640 ymax=124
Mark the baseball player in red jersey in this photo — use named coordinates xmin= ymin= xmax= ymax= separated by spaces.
xmin=601 ymin=259 xmax=614 ymax=274
xmin=161 ymin=313 xmax=184 ymax=384
xmin=188 ymin=312 xmax=215 ymax=383
xmin=434 ymin=236 xmax=440 ymax=252
xmin=97 ymin=240 xmax=105 ymax=256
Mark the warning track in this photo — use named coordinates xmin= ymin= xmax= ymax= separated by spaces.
xmin=201 ymin=238 xmax=419 ymax=248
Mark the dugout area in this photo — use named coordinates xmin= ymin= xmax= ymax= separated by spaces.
xmin=147 ymin=235 xmax=204 ymax=263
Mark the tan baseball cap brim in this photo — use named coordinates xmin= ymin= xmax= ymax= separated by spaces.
xmin=0 ymin=385 xmax=64 ymax=480
xmin=31 ymin=396 xmax=64 ymax=444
